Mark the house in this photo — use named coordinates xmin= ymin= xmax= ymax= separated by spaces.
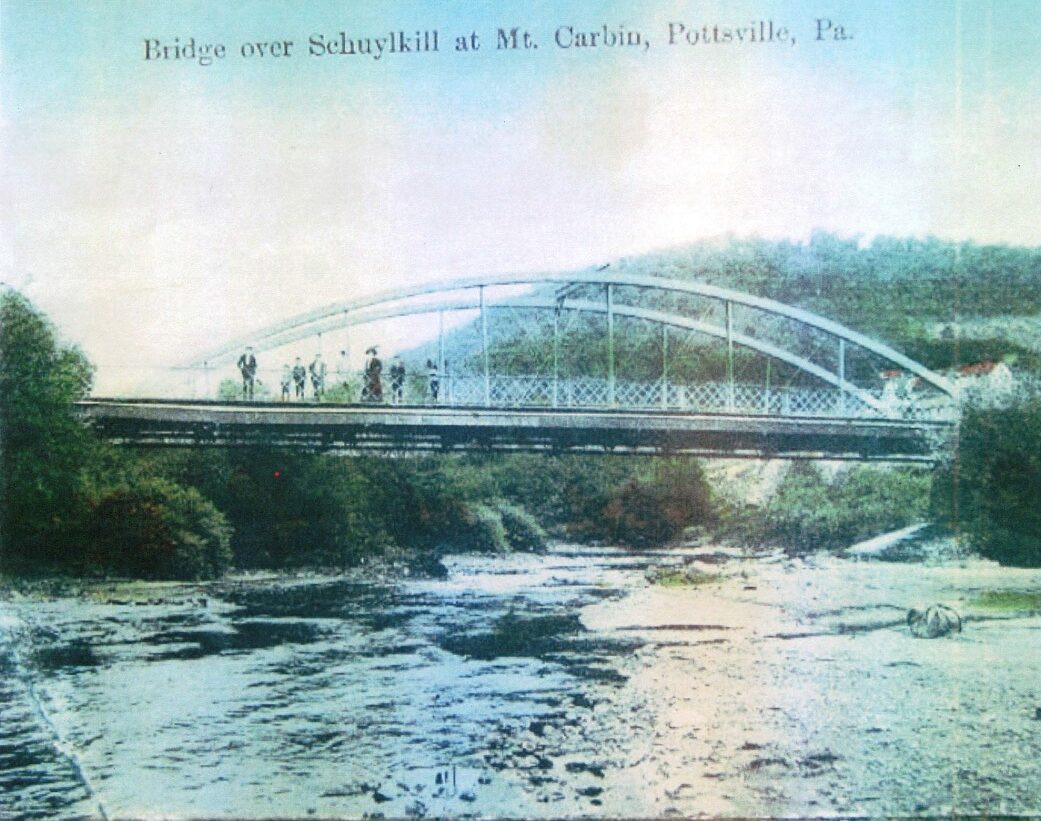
xmin=949 ymin=360 xmax=1016 ymax=404
xmin=879 ymin=368 xmax=914 ymax=406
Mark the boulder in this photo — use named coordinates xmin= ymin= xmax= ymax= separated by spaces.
xmin=907 ymin=604 xmax=962 ymax=638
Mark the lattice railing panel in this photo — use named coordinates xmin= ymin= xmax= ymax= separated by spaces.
xmin=226 ymin=366 xmax=936 ymax=419
xmin=560 ymin=378 xmax=611 ymax=408
xmin=413 ymin=376 xmax=892 ymax=417
xmin=489 ymin=377 xmax=554 ymax=406
xmin=614 ymin=381 xmax=663 ymax=408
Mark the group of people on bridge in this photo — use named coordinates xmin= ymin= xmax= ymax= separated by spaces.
xmin=281 ymin=356 xmax=327 ymax=401
xmin=356 ymin=348 xmax=442 ymax=403
xmin=236 ymin=346 xmax=440 ymax=404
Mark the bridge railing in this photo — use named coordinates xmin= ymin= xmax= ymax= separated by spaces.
xmin=95 ymin=366 xmax=962 ymax=420
xmin=437 ymin=375 xmax=884 ymax=417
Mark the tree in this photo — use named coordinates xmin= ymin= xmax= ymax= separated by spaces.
xmin=0 ymin=290 xmax=95 ymax=567
xmin=933 ymin=403 xmax=1041 ymax=567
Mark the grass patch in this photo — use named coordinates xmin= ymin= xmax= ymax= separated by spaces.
xmin=650 ymin=568 xmax=724 ymax=588
xmin=970 ymin=590 xmax=1041 ymax=612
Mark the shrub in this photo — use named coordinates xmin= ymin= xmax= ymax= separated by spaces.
xmin=757 ymin=463 xmax=929 ymax=553
xmin=932 ymin=403 xmax=1041 ymax=567
xmin=454 ymin=503 xmax=509 ymax=553
xmin=600 ymin=460 xmax=715 ymax=548
xmin=831 ymin=465 xmax=929 ymax=544
xmin=89 ymin=479 xmax=231 ymax=580
xmin=497 ymin=502 xmax=547 ymax=552
xmin=487 ymin=454 xmax=632 ymax=529
xmin=759 ymin=464 xmax=837 ymax=550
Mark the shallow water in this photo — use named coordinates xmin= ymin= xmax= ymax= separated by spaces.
xmin=2 ymin=544 xmax=1040 ymax=818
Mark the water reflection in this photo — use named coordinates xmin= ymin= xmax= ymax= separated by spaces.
xmin=2 ymin=547 xmax=660 ymax=818
xmin=8 ymin=545 xmax=1040 ymax=817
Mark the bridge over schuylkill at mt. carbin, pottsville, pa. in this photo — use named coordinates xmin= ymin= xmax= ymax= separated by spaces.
xmin=76 ymin=270 xmax=959 ymax=463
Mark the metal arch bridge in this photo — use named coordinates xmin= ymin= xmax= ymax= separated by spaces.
xmin=79 ymin=270 xmax=958 ymax=461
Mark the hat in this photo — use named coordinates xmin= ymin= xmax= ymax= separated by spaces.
xmin=365 ymin=346 xmax=378 ymax=355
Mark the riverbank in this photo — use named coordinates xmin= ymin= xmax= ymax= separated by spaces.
xmin=0 ymin=549 xmax=450 ymax=606
xmin=0 ymin=522 xmax=984 ymax=607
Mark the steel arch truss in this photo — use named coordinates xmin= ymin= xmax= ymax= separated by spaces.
xmin=182 ymin=270 xmax=956 ymax=418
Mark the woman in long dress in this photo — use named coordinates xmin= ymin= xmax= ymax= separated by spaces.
xmin=364 ymin=346 xmax=383 ymax=401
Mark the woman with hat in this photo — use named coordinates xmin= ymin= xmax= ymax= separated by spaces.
xmin=363 ymin=346 xmax=383 ymax=402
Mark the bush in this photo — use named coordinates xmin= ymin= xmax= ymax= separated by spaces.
xmin=758 ymin=464 xmax=929 ymax=553
xmin=932 ymin=403 xmax=1041 ymax=567
xmin=89 ymin=479 xmax=231 ymax=580
xmin=832 ymin=465 xmax=930 ymax=544
xmin=454 ymin=503 xmax=509 ymax=553
xmin=487 ymin=455 xmax=632 ymax=530
xmin=167 ymin=450 xmax=396 ymax=569
xmin=760 ymin=464 xmax=842 ymax=550
xmin=497 ymin=502 xmax=547 ymax=552
xmin=600 ymin=460 xmax=715 ymax=548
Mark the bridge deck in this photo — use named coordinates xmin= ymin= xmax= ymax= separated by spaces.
xmin=78 ymin=399 xmax=951 ymax=462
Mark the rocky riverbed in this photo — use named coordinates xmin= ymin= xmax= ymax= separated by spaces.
xmin=2 ymin=540 xmax=1040 ymax=817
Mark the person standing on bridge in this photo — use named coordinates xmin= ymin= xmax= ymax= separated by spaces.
xmin=280 ymin=365 xmax=291 ymax=402
xmin=363 ymin=346 xmax=383 ymax=402
xmin=427 ymin=359 xmax=440 ymax=403
xmin=309 ymin=353 xmax=327 ymax=401
xmin=292 ymin=357 xmax=307 ymax=400
xmin=389 ymin=356 xmax=406 ymax=404
xmin=237 ymin=346 xmax=257 ymax=400
xmin=336 ymin=349 xmax=351 ymax=395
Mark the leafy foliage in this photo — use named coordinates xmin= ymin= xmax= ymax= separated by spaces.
xmin=454 ymin=503 xmax=510 ymax=553
xmin=932 ymin=403 xmax=1041 ymax=567
xmin=88 ymin=479 xmax=231 ymax=580
xmin=151 ymin=449 xmax=393 ymax=569
xmin=726 ymin=463 xmax=930 ymax=553
xmin=601 ymin=460 xmax=715 ymax=547
xmin=1 ymin=290 xmax=96 ymax=567
xmin=497 ymin=502 xmax=548 ymax=552
xmin=483 ymin=455 xmax=635 ymax=532
xmin=1 ymin=291 xmax=235 ymax=580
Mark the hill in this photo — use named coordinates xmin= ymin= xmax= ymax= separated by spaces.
xmin=403 ymin=233 xmax=1041 ymax=385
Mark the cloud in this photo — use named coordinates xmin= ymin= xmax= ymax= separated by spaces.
xmin=3 ymin=14 xmax=1040 ymax=393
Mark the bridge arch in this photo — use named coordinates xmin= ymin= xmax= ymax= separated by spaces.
xmin=182 ymin=270 xmax=955 ymax=411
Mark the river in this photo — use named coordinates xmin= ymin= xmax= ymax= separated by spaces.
xmin=2 ymin=542 xmax=1040 ymax=818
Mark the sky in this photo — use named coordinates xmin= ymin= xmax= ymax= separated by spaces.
xmin=2 ymin=0 xmax=1041 ymax=391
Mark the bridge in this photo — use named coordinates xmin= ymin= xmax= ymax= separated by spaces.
xmin=79 ymin=270 xmax=958 ymax=461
